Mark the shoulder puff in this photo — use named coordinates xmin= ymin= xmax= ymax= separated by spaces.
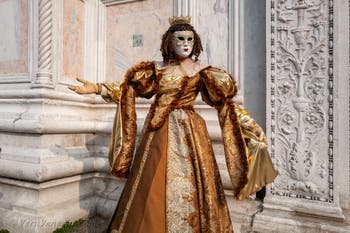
xmin=124 ymin=61 xmax=156 ymax=82
xmin=200 ymin=66 xmax=238 ymax=100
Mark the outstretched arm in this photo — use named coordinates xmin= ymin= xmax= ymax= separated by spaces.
xmin=68 ymin=78 xmax=122 ymax=104
xmin=68 ymin=77 xmax=101 ymax=94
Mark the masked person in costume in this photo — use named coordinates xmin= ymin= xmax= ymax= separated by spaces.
xmin=69 ymin=16 xmax=277 ymax=233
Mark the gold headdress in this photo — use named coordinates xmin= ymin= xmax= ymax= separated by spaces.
xmin=168 ymin=16 xmax=191 ymax=26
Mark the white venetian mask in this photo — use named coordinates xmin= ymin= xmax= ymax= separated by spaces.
xmin=172 ymin=31 xmax=194 ymax=59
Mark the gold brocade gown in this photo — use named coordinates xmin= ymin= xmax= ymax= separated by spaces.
xmin=102 ymin=61 xmax=277 ymax=233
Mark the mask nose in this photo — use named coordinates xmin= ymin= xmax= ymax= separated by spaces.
xmin=183 ymin=40 xmax=189 ymax=47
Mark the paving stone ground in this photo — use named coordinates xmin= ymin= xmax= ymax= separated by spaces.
xmin=73 ymin=216 xmax=109 ymax=233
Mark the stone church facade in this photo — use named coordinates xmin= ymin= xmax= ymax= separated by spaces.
xmin=0 ymin=0 xmax=349 ymax=232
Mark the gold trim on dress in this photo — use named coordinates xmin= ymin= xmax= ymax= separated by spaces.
xmin=117 ymin=131 xmax=155 ymax=232
xmin=166 ymin=110 xmax=198 ymax=232
xmin=109 ymin=103 xmax=123 ymax=169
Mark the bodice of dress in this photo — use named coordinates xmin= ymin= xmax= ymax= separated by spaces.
xmin=147 ymin=69 xmax=203 ymax=130
xmin=157 ymin=71 xmax=199 ymax=109
xmin=101 ymin=60 xmax=238 ymax=132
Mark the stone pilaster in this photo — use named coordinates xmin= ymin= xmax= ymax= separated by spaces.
xmin=253 ymin=0 xmax=350 ymax=232
xmin=269 ymin=0 xmax=337 ymax=209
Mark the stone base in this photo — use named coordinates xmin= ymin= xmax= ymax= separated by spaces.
xmin=226 ymin=193 xmax=263 ymax=233
xmin=73 ymin=215 xmax=110 ymax=233
xmin=251 ymin=208 xmax=350 ymax=233
xmin=0 ymin=173 xmax=124 ymax=233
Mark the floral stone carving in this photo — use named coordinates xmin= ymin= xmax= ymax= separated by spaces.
xmin=269 ymin=0 xmax=333 ymax=202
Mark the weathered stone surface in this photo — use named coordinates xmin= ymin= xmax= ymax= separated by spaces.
xmin=0 ymin=0 xmax=28 ymax=75
xmin=0 ymin=0 xmax=349 ymax=233
xmin=0 ymin=173 xmax=124 ymax=233
xmin=105 ymin=0 xmax=173 ymax=82
xmin=259 ymin=0 xmax=350 ymax=231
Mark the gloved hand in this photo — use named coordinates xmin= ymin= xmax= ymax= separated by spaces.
xmin=68 ymin=77 xmax=100 ymax=94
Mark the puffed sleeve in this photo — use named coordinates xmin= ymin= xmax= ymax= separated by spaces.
xmin=199 ymin=67 xmax=277 ymax=199
xmin=199 ymin=67 xmax=248 ymax=198
xmin=100 ymin=61 xmax=156 ymax=103
xmin=108 ymin=61 xmax=157 ymax=178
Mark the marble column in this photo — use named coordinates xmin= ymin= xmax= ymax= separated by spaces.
xmin=31 ymin=0 xmax=54 ymax=88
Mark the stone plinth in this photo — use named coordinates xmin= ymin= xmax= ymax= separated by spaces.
xmin=0 ymin=173 xmax=124 ymax=233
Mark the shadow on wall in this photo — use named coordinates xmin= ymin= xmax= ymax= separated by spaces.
xmin=82 ymin=133 xmax=125 ymax=232
xmin=243 ymin=0 xmax=267 ymax=130
xmin=47 ymin=135 xmax=124 ymax=233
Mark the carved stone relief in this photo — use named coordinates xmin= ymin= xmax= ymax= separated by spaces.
xmin=269 ymin=0 xmax=334 ymax=202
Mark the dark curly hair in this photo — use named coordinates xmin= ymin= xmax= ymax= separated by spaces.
xmin=160 ymin=23 xmax=203 ymax=64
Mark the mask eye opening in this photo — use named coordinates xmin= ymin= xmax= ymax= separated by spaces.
xmin=177 ymin=36 xmax=185 ymax=41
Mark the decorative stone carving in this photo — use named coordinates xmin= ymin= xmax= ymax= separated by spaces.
xmin=269 ymin=0 xmax=334 ymax=202
xmin=32 ymin=0 xmax=54 ymax=88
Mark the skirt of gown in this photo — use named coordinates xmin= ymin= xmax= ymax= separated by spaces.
xmin=107 ymin=109 xmax=233 ymax=233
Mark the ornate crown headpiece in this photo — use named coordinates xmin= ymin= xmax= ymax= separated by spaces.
xmin=168 ymin=16 xmax=191 ymax=26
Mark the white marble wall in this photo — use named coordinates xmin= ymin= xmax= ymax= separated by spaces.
xmin=0 ymin=0 xmax=349 ymax=232
xmin=0 ymin=0 xmax=28 ymax=81
xmin=0 ymin=1 xmax=20 ymax=63
xmin=62 ymin=0 xmax=84 ymax=80
xmin=0 ymin=0 xmax=123 ymax=232
xmin=104 ymin=0 xmax=173 ymax=82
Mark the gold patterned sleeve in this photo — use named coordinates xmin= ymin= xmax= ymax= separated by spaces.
xmin=100 ymin=82 xmax=122 ymax=103
xmin=100 ymin=61 xmax=156 ymax=103
xmin=199 ymin=67 xmax=248 ymax=198
xmin=108 ymin=61 xmax=156 ymax=178
xmin=235 ymin=106 xmax=278 ymax=200
xmin=124 ymin=61 xmax=157 ymax=98
xmin=200 ymin=67 xmax=277 ymax=199
xmin=199 ymin=67 xmax=237 ymax=105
